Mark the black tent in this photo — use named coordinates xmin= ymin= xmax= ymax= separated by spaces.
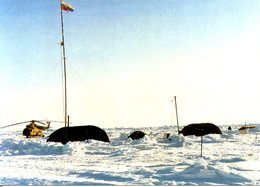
xmin=128 ymin=130 xmax=145 ymax=140
xmin=179 ymin=123 xmax=222 ymax=156
xmin=47 ymin=125 xmax=110 ymax=145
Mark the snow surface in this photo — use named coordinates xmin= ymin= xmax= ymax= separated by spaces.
xmin=0 ymin=125 xmax=259 ymax=185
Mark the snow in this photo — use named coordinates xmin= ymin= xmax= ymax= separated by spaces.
xmin=0 ymin=125 xmax=259 ymax=185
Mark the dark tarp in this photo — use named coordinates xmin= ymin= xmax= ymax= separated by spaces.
xmin=128 ymin=131 xmax=145 ymax=140
xmin=180 ymin=123 xmax=222 ymax=137
xmin=179 ymin=123 xmax=222 ymax=157
xmin=47 ymin=125 xmax=110 ymax=145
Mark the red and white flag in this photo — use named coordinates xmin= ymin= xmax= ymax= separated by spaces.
xmin=61 ymin=1 xmax=74 ymax=12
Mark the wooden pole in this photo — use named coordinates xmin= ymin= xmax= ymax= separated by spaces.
xmin=201 ymin=136 xmax=203 ymax=157
xmin=174 ymin=96 xmax=180 ymax=133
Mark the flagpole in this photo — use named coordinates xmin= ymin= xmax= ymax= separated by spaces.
xmin=60 ymin=0 xmax=68 ymax=127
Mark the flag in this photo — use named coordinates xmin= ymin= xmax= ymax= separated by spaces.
xmin=61 ymin=1 xmax=74 ymax=12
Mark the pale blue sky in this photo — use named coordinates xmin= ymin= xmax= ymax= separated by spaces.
xmin=1 ymin=0 xmax=260 ymax=128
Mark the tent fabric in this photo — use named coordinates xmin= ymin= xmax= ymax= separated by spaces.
xmin=47 ymin=125 xmax=110 ymax=144
xmin=180 ymin=123 xmax=222 ymax=137
xmin=128 ymin=131 xmax=145 ymax=140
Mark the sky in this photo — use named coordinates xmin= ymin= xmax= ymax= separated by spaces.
xmin=1 ymin=0 xmax=260 ymax=129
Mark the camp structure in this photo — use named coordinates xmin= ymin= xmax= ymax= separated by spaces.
xmin=238 ymin=123 xmax=256 ymax=134
xmin=47 ymin=125 xmax=110 ymax=144
xmin=179 ymin=123 xmax=222 ymax=157
xmin=46 ymin=0 xmax=109 ymax=145
xmin=162 ymin=133 xmax=171 ymax=140
xmin=180 ymin=123 xmax=222 ymax=137
xmin=128 ymin=130 xmax=145 ymax=140
xmin=238 ymin=125 xmax=256 ymax=131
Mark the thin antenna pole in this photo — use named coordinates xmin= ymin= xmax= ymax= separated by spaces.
xmin=171 ymin=99 xmax=174 ymax=126
xmin=174 ymin=96 xmax=180 ymax=133
xmin=201 ymin=136 xmax=203 ymax=157
xmin=60 ymin=0 xmax=68 ymax=127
